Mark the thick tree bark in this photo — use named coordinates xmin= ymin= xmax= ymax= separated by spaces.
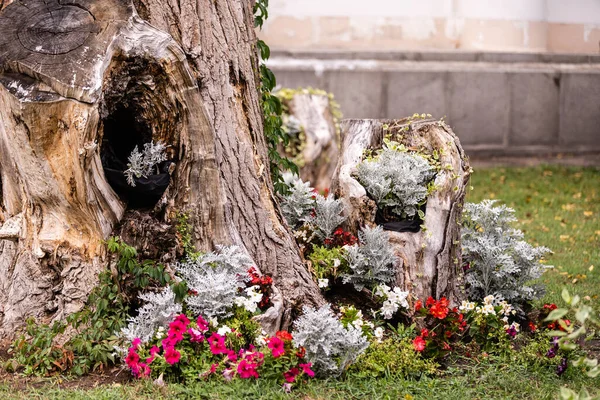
xmin=0 ymin=0 xmax=323 ymax=335
xmin=331 ymin=118 xmax=471 ymax=305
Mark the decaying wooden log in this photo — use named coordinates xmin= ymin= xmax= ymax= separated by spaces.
xmin=331 ymin=118 xmax=471 ymax=305
xmin=0 ymin=0 xmax=323 ymax=335
xmin=280 ymin=89 xmax=340 ymax=190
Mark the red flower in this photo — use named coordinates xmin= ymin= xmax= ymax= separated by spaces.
xmin=439 ymin=297 xmax=449 ymax=308
xmin=425 ymin=297 xmax=435 ymax=307
xmin=276 ymin=330 xmax=293 ymax=342
xmin=445 ymin=330 xmax=452 ymax=338
xmin=544 ymin=303 xmax=558 ymax=311
xmin=296 ymin=346 xmax=306 ymax=359
xmin=413 ymin=336 xmax=426 ymax=352
xmin=415 ymin=300 xmax=423 ymax=312
xmin=237 ymin=359 xmax=259 ymax=379
xmin=528 ymin=321 xmax=537 ymax=332
xmin=299 ymin=363 xmax=315 ymax=377
xmin=284 ymin=367 xmax=300 ymax=383
xmin=164 ymin=347 xmax=181 ymax=365
xmin=442 ymin=342 xmax=451 ymax=351
xmin=430 ymin=302 xmax=449 ymax=319
xmin=268 ymin=336 xmax=285 ymax=358
xmin=420 ymin=328 xmax=429 ymax=338
xmin=208 ymin=333 xmax=228 ymax=355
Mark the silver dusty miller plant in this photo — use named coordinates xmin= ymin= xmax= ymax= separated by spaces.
xmin=306 ymin=194 xmax=346 ymax=240
xmin=175 ymin=245 xmax=254 ymax=319
xmin=462 ymin=200 xmax=552 ymax=311
xmin=280 ymin=176 xmax=346 ymax=239
xmin=342 ymin=225 xmax=397 ymax=291
xmin=280 ymin=177 xmax=315 ymax=227
xmin=356 ymin=145 xmax=436 ymax=219
xmin=121 ymin=286 xmax=181 ymax=344
xmin=124 ymin=141 xmax=167 ymax=187
xmin=293 ymin=304 xmax=369 ymax=376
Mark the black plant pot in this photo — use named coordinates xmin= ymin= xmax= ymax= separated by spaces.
xmin=103 ymin=162 xmax=173 ymax=209
xmin=375 ymin=203 xmax=426 ymax=233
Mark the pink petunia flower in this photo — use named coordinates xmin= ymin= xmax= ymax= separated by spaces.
xmin=169 ymin=320 xmax=187 ymax=336
xmin=226 ymin=350 xmax=238 ymax=362
xmin=197 ymin=315 xmax=209 ymax=332
xmin=208 ymin=332 xmax=228 ymax=355
xmin=237 ymin=359 xmax=259 ymax=379
xmin=125 ymin=349 xmax=140 ymax=368
xmin=223 ymin=368 xmax=235 ymax=382
xmin=131 ymin=338 xmax=142 ymax=350
xmin=188 ymin=327 xmax=205 ymax=343
xmin=268 ymin=337 xmax=285 ymax=358
xmin=174 ymin=314 xmax=190 ymax=327
xmin=138 ymin=362 xmax=151 ymax=378
xmin=298 ymin=363 xmax=315 ymax=377
xmin=164 ymin=346 xmax=181 ymax=365
xmin=284 ymin=367 xmax=300 ymax=383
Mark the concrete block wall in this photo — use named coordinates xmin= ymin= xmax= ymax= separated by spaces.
xmin=269 ymin=51 xmax=600 ymax=157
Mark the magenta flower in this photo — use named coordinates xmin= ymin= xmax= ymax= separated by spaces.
xmin=227 ymin=350 xmax=238 ymax=362
xmin=268 ymin=337 xmax=285 ymax=358
xmin=164 ymin=346 xmax=181 ymax=365
xmin=299 ymin=363 xmax=315 ymax=377
xmin=197 ymin=315 xmax=209 ymax=332
xmin=125 ymin=349 xmax=140 ymax=368
xmin=237 ymin=359 xmax=259 ymax=379
xmin=138 ymin=362 xmax=151 ymax=378
xmin=169 ymin=320 xmax=187 ymax=336
xmin=188 ymin=327 xmax=205 ymax=343
xmin=283 ymin=367 xmax=300 ymax=383
xmin=208 ymin=332 xmax=228 ymax=355
xmin=174 ymin=314 xmax=190 ymax=327
xmin=131 ymin=337 xmax=141 ymax=349
xmin=162 ymin=331 xmax=183 ymax=348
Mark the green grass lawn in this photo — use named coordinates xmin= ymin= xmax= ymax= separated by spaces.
xmin=1 ymin=165 xmax=599 ymax=400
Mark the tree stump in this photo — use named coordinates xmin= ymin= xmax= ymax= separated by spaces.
xmin=0 ymin=0 xmax=323 ymax=335
xmin=331 ymin=118 xmax=471 ymax=305
xmin=279 ymin=89 xmax=340 ymax=190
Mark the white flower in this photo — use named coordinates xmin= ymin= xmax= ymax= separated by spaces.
xmin=483 ymin=295 xmax=495 ymax=305
xmin=318 ymin=278 xmax=329 ymax=288
xmin=255 ymin=334 xmax=268 ymax=346
xmin=209 ymin=317 xmax=218 ymax=327
xmin=375 ymin=284 xmax=390 ymax=298
xmin=365 ymin=321 xmax=374 ymax=329
xmin=352 ymin=318 xmax=364 ymax=330
xmin=480 ymin=304 xmax=495 ymax=315
xmin=217 ymin=325 xmax=232 ymax=336
xmin=459 ymin=301 xmax=476 ymax=312
xmin=380 ymin=300 xmax=398 ymax=319
xmin=155 ymin=326 xmax=166 ymax=339
xmin=388 ymin=287 xmax=409 ymax=309
xmin=333 ymin=258 xmax=341 ymax=268
xmin=374 ymin=327 xmax=384 ymax=341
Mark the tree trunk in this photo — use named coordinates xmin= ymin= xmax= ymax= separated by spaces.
xmin=279 ymin=89 xmax=339 ymax=190
xmin=0 ymin=0 xmax=323 ymax=335
xmin=331 ymin=118 xmax=471 ymax=305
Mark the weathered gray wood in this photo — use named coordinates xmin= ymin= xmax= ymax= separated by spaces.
xmin=0 ymin=0 xmax=323 ymax=335
xmin=281 ymin=91 xmax=339 ymax=190
xmin=331 ymin=118 xmax=471 ymax=305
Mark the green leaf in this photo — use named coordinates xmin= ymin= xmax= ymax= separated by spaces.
xmin=561 ymin=288 xmax=571 ymax=304
xmin=545 ymin=308 xmax=568 ymax=321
